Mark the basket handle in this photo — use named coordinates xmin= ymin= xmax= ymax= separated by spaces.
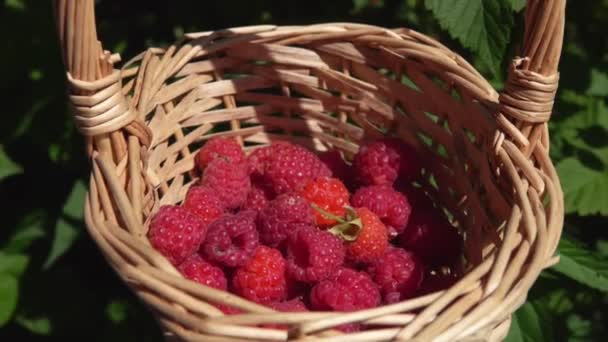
xmin=54 ymin=0 xmax=150 ymax=162
xmin=498 ymin=0 xmax=565 ymax=126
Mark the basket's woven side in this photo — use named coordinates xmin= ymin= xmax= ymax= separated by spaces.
xmin=53 ymin=1 xmax=565 ymax=340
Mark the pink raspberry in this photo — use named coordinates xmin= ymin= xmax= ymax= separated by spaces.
xmin=268 ymin=298 xmax=308 ymax=312
xmin=399 ymin=204 xmax=462 ymax=266
xmin=286 ymin=225 xmax=345 ymax=283
xmin=196 ymin=136 xmax=245 ymax=171
xmin=251 ymin=142 xmax=331 ymax=194
xmin=310 ymin=268 xmax=380 ymax=311
xmin=264 ymin=299 xmax=309 ymax=330
xmin=178 ymin=254 xmax=227 ymax=290
xmin=319 ymin=150 xmax=354 ymax=189
xmin=201 ymin=158 xmax=250 ymax=210
xmin=148 ymin=205 xmax=207 ymax=266
xmin=367 ymin=248 xmax=424 ymax=304
xmin=233 ymin=246 xmax=287 ymax=304
xmin=351 ymin=185 xmax=412 ymax=237
xmin=243 ymin=182 xmax=274 ymax=213
xmin=183 ymin=186 xmax=225 ymax=227
xmin=201 ymin=210 xmax=259 ymax=268
xmin=258 ymin=194 xmax=314 ymax=247
xmin=353 ymin=138 xmax=420 ymax=186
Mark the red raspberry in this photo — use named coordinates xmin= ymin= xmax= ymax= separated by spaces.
xmin=216 ymin=304 xmax=243 ymax=315
xmin=310 ymin=268 xmax=380 ymax=311
xmin=233 ymin=246 xmax=287 ymax=304
xmin=367 ymin=248 xmax=424 ymax=304
xmin=196 ymin=137 xmax=245 ymax=171
xmin=202 ymin=158 xmax=250 ymax=210
xmin=268 ymin=299 xmax=308 ymax=312
xmin=183 ymin=186 xmax=224 ymax=227
xmin=351 ymin=185 xmax=411 ymax=238
xmin=319 ymin=150 xmax=354 ymax=189
xmin=399 ymin=204 xmax=462 ymax=266
xmin=178 ymin=254 xmax=227 ymax=290
xmin=243 ymin=182 xmax=274 ymax=213
xmin=286 ymin=225 xmax=345 ymax=283
xmin=300 ymin=177 xmax=350 ymax=228
xmin=353 ymin=138 xmax=419 ymax=186
xmin=253 ymin=142 xmax=332 ymax=194
xmin=331 ymin=208 xmax=388 ymax=264
xmin=148 ymin=205 xmax=207 ymax=266
xmin=264 ymin=299 xmax=308 ymax=330
xmin=201 ymin=210 xmax=259 ymax=268
xmin=258 ymin=194 xmax=314 ymax=247
xmin=247 ymin=145 xmax=272 ymax=177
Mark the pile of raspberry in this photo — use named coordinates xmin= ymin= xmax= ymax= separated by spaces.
xmin=148 ymin=137 xmax=462 ymax=328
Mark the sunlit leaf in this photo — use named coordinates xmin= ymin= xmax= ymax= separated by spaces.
xmin=557 ymin=158 xmax=608 ymax=216
xmin=553 ymin=237 xmax=608 ymax=292
xmin=425 ymin=0 xmax=513 ymax=75
xmin=587 ymin=69 xmax=608 ymax=97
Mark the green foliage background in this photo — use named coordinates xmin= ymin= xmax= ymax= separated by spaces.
xmin=1 ymin=0 xmax=606 ymax=340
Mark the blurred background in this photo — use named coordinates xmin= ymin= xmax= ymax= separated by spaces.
xmin=0 ymin=0 xmax=606 ymax=341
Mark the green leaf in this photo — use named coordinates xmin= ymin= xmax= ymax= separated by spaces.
xmin=553 ymin=237 xmax=608 ymax=292
xmin=0 ymin=145 xmax=22 ymax=181
xmin=3 ymin=213 xmax=46 ymax=253
xmin=509 ymin=0 xmax=526 ymax=12
xmin=424 ymin=0 xmax=513 ymax=75
xmin=0 ymin=252 xmax=29 ymax=278
xmin=0 ymin=274 xmax=18 ymax=327
xmin=556 ymin=157 xmax=608 ymax=216
xmin=15 ymin=315 xmax=52 ymax=335
xmin=106 ymin=300 xmax=128 ymax=324
xmin=43 ymin=181 xmax=86 ymax=269
xmin=505 ymin=302 xmax=552 ymax=342
xmin=586 ymin=69 xmax=608 ymax=97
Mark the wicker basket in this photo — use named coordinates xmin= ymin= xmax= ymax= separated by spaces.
xmin=54 ymin=0 xmax=565 ymax=340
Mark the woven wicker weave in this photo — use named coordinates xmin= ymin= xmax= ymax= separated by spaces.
xmin=54 ymin=0 xmax=565 ymax=340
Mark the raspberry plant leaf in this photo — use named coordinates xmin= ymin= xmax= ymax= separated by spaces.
xmin=0 ymin=274 xmax=18 ymax=327
xmin=552 ymin=237 xmax=608 ymax=292
xmin=43 ymin=180 xmax=86 ymax=269
xmin=506 ymin=302 xmax=553 ymax=342
xmin=424 ymin=0 xmax=514 ymax=76
xmin=509 ymin=0 xmax=526 ymax=12
xmin=0 ymin=145 xmax=22 ymax=181
xmin=556 ymin=157 xmax=608 ymax=216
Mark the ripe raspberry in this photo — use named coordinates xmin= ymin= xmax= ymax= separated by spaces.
xmin=202 ymin=158 xmax=250 ymax=209
xmin=286 ymin=225 xmax=345 ymax=283
xmin=258 ymin=194 xmax=314 ymax=247
xmin=178 ymin=254 xmax=227 ymax=290
xmin=367 ymin=248 xmax=424 ymax=303
xmin=183 ymin=186 xmax=224 ymax=227
xmin=268 ymin=299 xmax=308 ymax=312
xmin=353 ymin=138 xmax=420 ymax=186
xmin=148 ymin=205 xmax=207 ymax=266
xmin=233 ymin=246 xmax=287 ymax=304
xmin=310 ymin=268 xmax=380 ymax=311
xmin=263 ymin=299 xmax=308 ymax=330
xmin=351 ymin=185 xmax=411 ymax=238
xmin=216 ymin=304 xmax=242 ymax=315
xmin=196 ymin=137 xmax=245 ymax=171
xmin=399 ymin=205 xmax=462 ymax=266
xmin=247 ymin=145 xmax=273 ymax=177
xmin=201 ymin=210 xmax=259 ymax=268
xmin=331 ymin=208 xmax=388 ymax=264
xmin=253 ymin=142 xmax=331 ymax=194
xmin=243 ymin=182 xmax=274 ymax=213
xmin=319 ymin=150 xmax=354 ymax=189
xmin=300 ymin=177 xmax=350 ymax=228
